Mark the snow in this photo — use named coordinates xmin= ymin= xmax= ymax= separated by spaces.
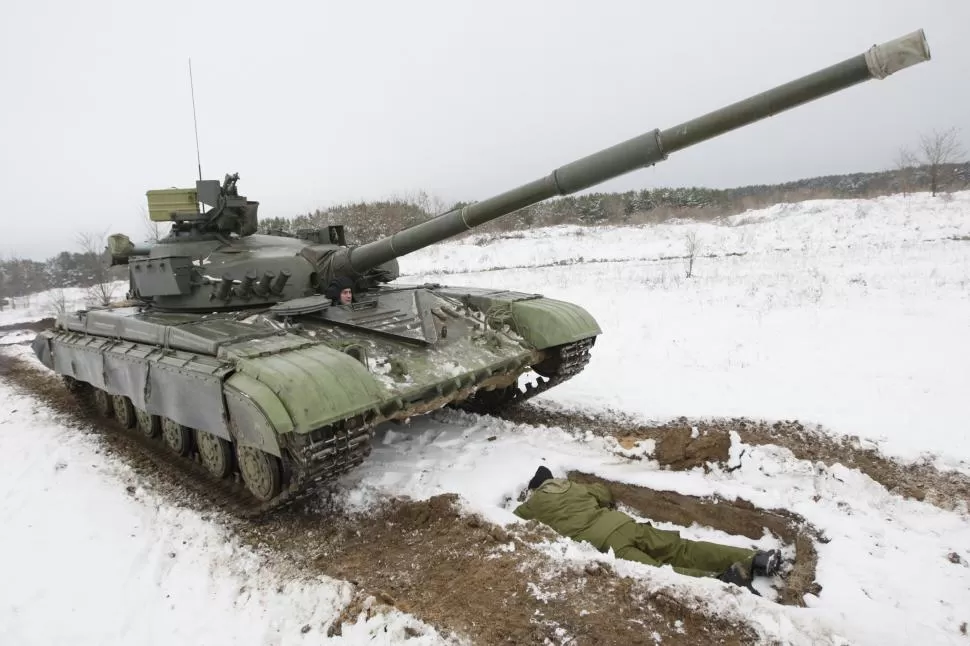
xmin=0 ymin=281 xmax=128 ymax=327
xmin=3 ymin=190 xmax=970 ymax=644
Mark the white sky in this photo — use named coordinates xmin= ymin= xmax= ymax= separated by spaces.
xmin=2 ymin=0 xmax=968 ymax=260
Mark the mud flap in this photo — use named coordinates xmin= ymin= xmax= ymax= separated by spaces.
xmin=509 ymin=298 xmax=601 ymax=349
xmin=31 ymin=333 xmax=53 ymax=369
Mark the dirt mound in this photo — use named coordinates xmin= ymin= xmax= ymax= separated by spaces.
xmin=501 ymin=406 xmax=970 ymax=512
xmin=650 ymin=426 xmax=733 ymax=470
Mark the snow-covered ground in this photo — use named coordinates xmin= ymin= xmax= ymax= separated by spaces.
xmin=401 ymin=191 xmax=970 ymax=471
xmin=0 ymin=281 xmax=128 ymax=328
xmin=2 ymin=190 xmax=969 ymax=645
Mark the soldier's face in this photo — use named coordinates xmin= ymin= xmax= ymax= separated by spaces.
xmin=339 ymin=288 xmax=353 ymax=305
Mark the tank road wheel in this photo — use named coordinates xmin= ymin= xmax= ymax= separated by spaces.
xmin=112 ymin=395 xmax=136 ymax=429
xmin=92 ymin=389 xmax=114 ymax=418
xmin=196 ymin=430 xmax=234 ymax=479
xmin=135 ymin=408 xmax=161 ymax=439
xmin=62 ymin=377 xmax=94 ymax=411
xmin=161 ymin=418 xmax=193 ymax=457
xmin=236 ymin=445 xmax=282 ymax=502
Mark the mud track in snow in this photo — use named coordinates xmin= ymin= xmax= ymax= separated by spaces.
xmin=0 ymin=317 xmax=55 ymax=334
xmin=1 ymin=353 xmax=759 ymax=644
xmin=498 ymin=405 xmax=970 ymax=513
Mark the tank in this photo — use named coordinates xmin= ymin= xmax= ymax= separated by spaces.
xmin=31 ymin=30 xmax=931 ymax=513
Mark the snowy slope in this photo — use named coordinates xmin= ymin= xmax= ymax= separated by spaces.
xmin=2 ymin=190 xmax=969 ymax=645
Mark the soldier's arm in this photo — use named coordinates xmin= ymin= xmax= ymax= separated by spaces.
xmin=513 ymin=501 xmax=534 ymax=520
xmin=585 ymin=483 xmax=616 ymax=509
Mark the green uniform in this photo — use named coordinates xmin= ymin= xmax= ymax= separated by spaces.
xmin=513 ymin=478 xmax=755 ymax=578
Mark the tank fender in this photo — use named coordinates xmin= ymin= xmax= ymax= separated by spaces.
xmin=436 ymin=287 xmax=601 ymax=350
xmin=224 ymin=342 xmax=390 ymax=434
xmin=509 ymin=298 xmax=601 ymax=349
xmin=223 ymin=376 xmax=286 ymax=457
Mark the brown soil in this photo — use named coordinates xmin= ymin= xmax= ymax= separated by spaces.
xmin=500 ymin=406 xmax=970 ymax=512
xmin=1 ymin=352 xmax=761 ymax=644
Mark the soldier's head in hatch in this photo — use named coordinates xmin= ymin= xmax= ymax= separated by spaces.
xmin=326 ymin=276 xmax=355 ymax=306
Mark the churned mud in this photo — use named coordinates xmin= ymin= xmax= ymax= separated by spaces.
xmin=500 ymin=405 xmax=970 ymax=512
xmin=250 ymin=495 xmax=758 ymax=645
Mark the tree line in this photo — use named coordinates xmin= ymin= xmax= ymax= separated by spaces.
xmin=259 ymin=160 xmax=970 ymax=245
xmin=0 ymin=233 xmax=125 ymax=310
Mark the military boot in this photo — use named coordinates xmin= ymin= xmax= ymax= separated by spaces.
xmin=752 ymin=549 xmax=782 ymax=577
xmin=717 ymin=562 xmax=761 ymax=595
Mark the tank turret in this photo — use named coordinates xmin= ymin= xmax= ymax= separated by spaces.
xmin=109 ymin=30 xmax=929 ymax=312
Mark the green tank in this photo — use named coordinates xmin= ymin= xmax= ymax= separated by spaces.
xmin=31 ymin=30 xmax=930 ymax=512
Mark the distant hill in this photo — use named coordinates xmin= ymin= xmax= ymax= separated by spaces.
xmin=259 ymin=162 xmax=970 ymax=244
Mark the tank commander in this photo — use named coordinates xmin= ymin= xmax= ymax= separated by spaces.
xmin=324 ymin=276 xmax=355 ymax=306
xmin=513 ymin=467 xmax=781 ymax=593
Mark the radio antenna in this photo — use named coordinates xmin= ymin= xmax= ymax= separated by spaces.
xmin=188 ymin=58 xmax=202 ymax=181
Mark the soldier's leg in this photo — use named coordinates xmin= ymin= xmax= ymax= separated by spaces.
xmin=604 ymin=523 xmax=722 ymax=578
xmin=629 ymin=523 xmax=756 ymax=575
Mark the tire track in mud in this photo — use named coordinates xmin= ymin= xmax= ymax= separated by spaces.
xmin=0 ymin=353 xmax=759 ymax=645
xmin=497 ymin=405 xmax=970 ymax=513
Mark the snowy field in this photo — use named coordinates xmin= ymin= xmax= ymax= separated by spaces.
xmin=0 ymin=281 xmax=128 ymax=328
xmin=401 ymin=191 xmax=970 ymax=471
xmin=2 ymin=190 xmax=969 ymax=645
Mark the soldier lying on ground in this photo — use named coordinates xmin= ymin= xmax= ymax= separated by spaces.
xmin=513 ymin=467 xmax=781 ymax=594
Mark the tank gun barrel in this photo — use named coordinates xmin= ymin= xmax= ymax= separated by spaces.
xmin=347 ymin=29 xmax=930 ymax=274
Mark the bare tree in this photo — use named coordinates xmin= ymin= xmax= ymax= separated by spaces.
xmin=142 ymin=206 xmax=168 ymax=243
xmin=76 ymin=230 xmax=117 ymax=306
xmin=894 ymin=147 xmax=918 ymax=197
xmin=917 ymin=127 xmax=966 ymax=196
xmin=400 ymin=189 xmax=448 ymax=218
xmin=684 ymin=230 xmax=701 ymax=279
xmin=45 ymin=288 xmax=68 ymax=317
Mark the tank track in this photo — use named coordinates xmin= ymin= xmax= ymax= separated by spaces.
xmin=67 ymin=380 xmax=373 ymax=520
xmin=59 ymin=336 xmax=595 ymax=518
xmin=457 ymin=337 xmax=596 ymax=414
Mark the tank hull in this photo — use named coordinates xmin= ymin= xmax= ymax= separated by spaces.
xmin=32 ymin=284 xmax=598 ymax=512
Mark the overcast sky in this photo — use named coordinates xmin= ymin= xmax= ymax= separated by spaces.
xmin=2 ymin=0 xmax=968 ymax=260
